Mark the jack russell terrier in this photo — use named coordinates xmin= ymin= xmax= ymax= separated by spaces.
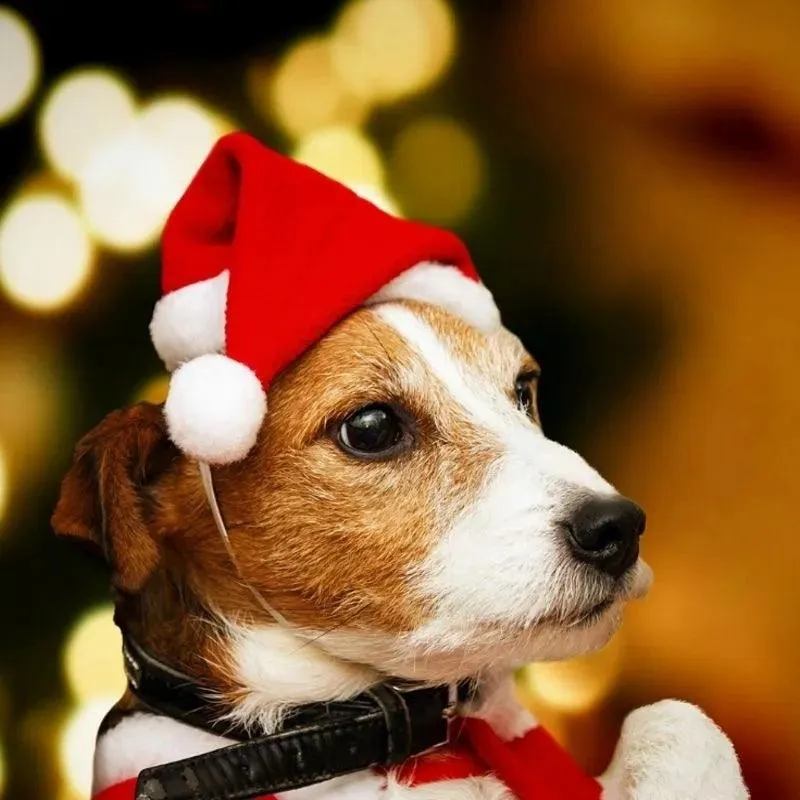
xmin=52 ymin=132 xmax=748 ymax=799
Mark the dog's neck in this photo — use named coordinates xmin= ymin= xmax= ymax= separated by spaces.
xmin=119 ymin=567 xmax=534 ymax=744
xmin=205 ymin=623 xmax=384 ymax=735
xmin=98 ymin=623 xmax=535 ymax=799
xmin=120 ymin=585 xmax=382 ymax=735
xmin=100 ymin=585 xmax=536 ymax=798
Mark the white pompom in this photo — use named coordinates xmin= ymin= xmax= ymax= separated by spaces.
xmin=150 ymin=271 xmax=229 ymax=371
xmin=366 ymin=262 xmax=501 ymax=333
xmin=164 ymin=354 xmax=267 ymax=464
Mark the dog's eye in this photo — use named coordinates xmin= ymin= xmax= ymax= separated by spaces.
xmin=338 ymin=404 xmax=405 ymax=456
xmin=515 ymin=374 xmax=538 ymax=421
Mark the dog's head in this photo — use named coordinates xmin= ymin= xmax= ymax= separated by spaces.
xmin=53 ymin=299 xmax=649 ymax=701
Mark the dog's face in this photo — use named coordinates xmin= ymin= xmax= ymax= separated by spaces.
xmin=53 ymin=300 xmax=650 ymax=690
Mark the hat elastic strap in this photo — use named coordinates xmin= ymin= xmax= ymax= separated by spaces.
xmin=198 ymin=461 xmax=291 ymax=628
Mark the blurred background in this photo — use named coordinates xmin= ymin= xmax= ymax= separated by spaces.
xmin=0 ymin=0 xmax=797 ymax=797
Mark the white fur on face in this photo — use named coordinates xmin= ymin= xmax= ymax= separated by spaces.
xmin=372 ymin=303 xmax=647 ymax=671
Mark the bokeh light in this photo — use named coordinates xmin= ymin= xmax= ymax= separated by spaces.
xmin=0 ymin=6 xmax=40 ymax=124
xmin=58 ymin=696 xmax=116 ymax=797
xmin=78 ymin=94 xmax=224 ymax=253
xmin=39 ymin=68 xmax=137 ymax=181
xmin=293 ymin=126 xmax=385 ymax=190
xmin=133 ymin=373 xmax=170 ymax=405
xmin=349 ymin=183 xmax=402 ymax=216
xmin=331 ymin=0 xmax=456 ymax=104
xmin=0 ymin=737 xmax=5 ymax=797
xmin=389 ymin=115 xmax=484 ymax=224
xmin=0 ymin=333 xmax=75 ymax=495
xmin=0 ymin=443 xmax=8 ymax=528
xmin=63 ymin=605 xmax=125 ymax=703
xmin=139 ymin=95 xmax=224 ymax=198
xmin=0 ymin=192 xmax=95 ymax=312
xmin=78 ymin=127 xmax=174 ymax=252
xmin=522 ymin=638 xmax=623 ymax=714
xmin=266 ymin=36 xmax=366 ymax=140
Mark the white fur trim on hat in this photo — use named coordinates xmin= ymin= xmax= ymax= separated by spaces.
xmin=366 ymin=262 xmax=501 ymax=333
xmin=150 ymin=271 xmax=229 ymax=372
xmin=164 ymin=353 xmax=267 ymax=464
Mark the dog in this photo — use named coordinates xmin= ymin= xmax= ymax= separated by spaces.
xmin=52 ymin=133 xmax=748 ymax=799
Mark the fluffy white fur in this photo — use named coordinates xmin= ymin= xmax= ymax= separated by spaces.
xmin=382 ymin=776 xmax=513 ymax=799
xmin=599 ymin=701 xmax=748 ymax=799
xmin=150 ymin=271 xmax=229 ymax=372
xmin=163 ymin=353 xmax=267 ymax=464
xmin=286 ymin=772 xmax=512 ymax=799
xmin=465 ymin=674 xmax=538 ymax=741
xmin=367 ymin=263 xmax=501 ymax=334
xmin=93 ymin=713 xmax=235 ymax=794
xmin=219 ymin=624 xmax=378 ymax=735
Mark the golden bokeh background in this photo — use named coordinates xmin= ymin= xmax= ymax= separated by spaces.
xmin=0 ymin=0 xmax=797 ymax=797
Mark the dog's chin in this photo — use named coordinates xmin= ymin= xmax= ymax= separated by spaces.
xmin=404 ymin=559 xmax=652 ymax=675
xmin=413 ymin=597 xmax=627 ymax=678
xmin=514 ymin=557 xmax=653 ymax=664
xmin=315 ymin=561 xmax=652 ymax=683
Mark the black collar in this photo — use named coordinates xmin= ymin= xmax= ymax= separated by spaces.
xmin=122 ymin=635 xmax=475 ymax=800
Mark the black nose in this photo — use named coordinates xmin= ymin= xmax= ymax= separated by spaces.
xmin=566 ymin=495 xmax=646 ymax=578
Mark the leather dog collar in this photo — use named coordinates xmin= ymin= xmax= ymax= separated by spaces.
xmin=122 ymin=635 xmax=475 ymax=800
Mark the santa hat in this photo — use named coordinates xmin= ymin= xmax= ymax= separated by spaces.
xmin=150 ymin=132 xmax=500 ymax=464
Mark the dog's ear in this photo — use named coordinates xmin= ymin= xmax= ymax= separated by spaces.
xmin=52 ymin=402 xmax=180 ymax=593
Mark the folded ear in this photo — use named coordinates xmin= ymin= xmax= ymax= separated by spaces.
xmin=52 ymin=402 xmax=180 ymax=593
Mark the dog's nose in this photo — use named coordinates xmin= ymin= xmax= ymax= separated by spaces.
xmin=566 ymin=495 xmax=646 ymax=578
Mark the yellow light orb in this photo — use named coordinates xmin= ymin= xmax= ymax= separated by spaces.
xmin=78 ymin=127 xmax=172 ymax=252
xmin=59 ymin=697 xmax=117 ymax=796
xmin=139 ymin=95 xmax=223 ymax=200
xmin=389 ymin=115 xmax=484 ymax=224
xmin=133 ymin=373 xmax=170 ymax=405
xmin=0 ymin=333 xmax=72 ymax=493
xmin=0 ymin=193 xmax=94 ymax=312
xmin=266 ymin=36 xmax=367 ymax=139
xmin=0 ymin=442 xmax=8 ymax=527
xmin=212 ymin=111 xmax=237 ymax=137
xmin=63 ymin=605 xmax=125 ymax=703
xmin=78 ymin=95 xmax=224 ymax=253
xmin=522 ymin=638 xmax=623 ymax=714
xmin=293 ymin=126 xmax=385 ymax=188
xmin=331 ymin=0 xmax=456 ymax=103
xmin=39 ymin=68 xmax=137 ymax=181
xmin=0 ymin=6 xmax=40 ymax=124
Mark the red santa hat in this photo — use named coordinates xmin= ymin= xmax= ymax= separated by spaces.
xmin=149 ymin=132 xmax=500 ymax=464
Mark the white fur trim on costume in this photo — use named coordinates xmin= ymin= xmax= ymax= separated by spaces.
xmin=366 ymin=262 xmax=501 ymax=333
xmin=150 ymin=271 xmax=229 ymax=372
xmin=93 ymin=713 xmax=235 ymax=794
xmin=92 ymin=710 xmax=510 ymax=799
xmin=383 ymin=774 xmax=513 ymax=799
xmin=467 ymin=674 xmax=538 ymax=741
xmin=164 ymin=353 xmax=266 ymax=464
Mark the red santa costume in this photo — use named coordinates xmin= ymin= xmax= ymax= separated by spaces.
xmin=93 ymin=715 xmax=602 ymax=799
